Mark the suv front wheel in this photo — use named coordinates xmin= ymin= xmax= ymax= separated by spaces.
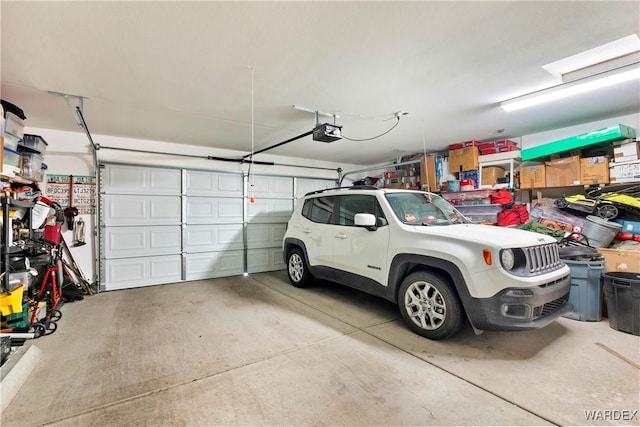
xmin=398 ymin=271 xmax=464 ymax=340
xmin=286 ymin=248 xmax=314 ymax=288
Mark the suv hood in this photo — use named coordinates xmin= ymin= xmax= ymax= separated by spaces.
xmin=412 ymin=223 xmax=556 ymax=247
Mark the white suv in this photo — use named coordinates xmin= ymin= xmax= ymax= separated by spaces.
xmin=283 ymin=187 xmax=572 ymax=340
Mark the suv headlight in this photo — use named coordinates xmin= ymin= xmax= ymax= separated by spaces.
xmin=500 ymin=249 xmax=515 ymax=271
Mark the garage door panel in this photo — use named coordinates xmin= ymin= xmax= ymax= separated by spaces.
xmin=185 ymin=224 xmax=244 ymax=252
xmin=246 ymin=223 xmax=287 ymax=248
xmin=186 ymin=197 xmax=243 ymax=224
xmin=186 ymin=171 xmax=242 ymax=196
xmin=296 ymin=178 xmax=336 ymax=198
xmin=105 ymin=255 xmax=182 ymax=291
xmin=247 ymin=199 xmax=293 ymax=223
xmin=104 ymin=195 xmax=181 ymax=226
xmin=247 ymin=248 xmax=286 ymax=273
xmin=185 ymin=251 xmax=244 ymax=280
xmin=251 ymin=176 xmax=293 ymax=198
xmin=103 ymin=165 xmax=181 ymax=195
xmin=105 ymin=225 xmax=181 ymax=258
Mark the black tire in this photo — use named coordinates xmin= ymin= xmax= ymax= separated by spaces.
xmin=398 ymin=271 xmax=464 ymax=340
xmin=596 ymin=204 xmax=618 ymax=220
xmin=29 ymin=323 xmax=46 ymax=339
xmin=44 ymin=320 xmax=58 ymax=335
xmin=49 ymin=309 xmax=62 ymax=322
xmin=286 ymin=248 xmax=314 ymax=288
xmin=555 ymin=198 xmax=568 ymax=209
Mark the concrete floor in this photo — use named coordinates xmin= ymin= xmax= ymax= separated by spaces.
xmin=1 ymin=271 xmax=639 ymax=426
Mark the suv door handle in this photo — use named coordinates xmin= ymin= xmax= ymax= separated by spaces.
xmin=302 ymin=228 xmax=312 ymax=234
xmin=335 ymin=233 xmax=347 ymax=239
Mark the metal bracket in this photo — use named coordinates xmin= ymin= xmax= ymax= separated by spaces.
xmin=48 ymin=91 xmax=87 ymax=126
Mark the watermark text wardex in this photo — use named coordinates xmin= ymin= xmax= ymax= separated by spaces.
xmin=584 ymin=409 xmax=638 ymax=421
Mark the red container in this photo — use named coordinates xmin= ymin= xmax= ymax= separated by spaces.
xmin=498 ymin=145 xmax=520 ymax=152
xmin=43 ymin=224 xmax=62 ymax=244
xmin=448 ymin=143 xmax=463 ymax=150
xmin=496 ymin=139 xmax=518 ymax=147
xmin=480 ymin=147 xmax=497 ymax=155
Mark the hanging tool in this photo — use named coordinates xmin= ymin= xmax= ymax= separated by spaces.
xmin=64 ymin=175 xmax=79 ymax=230
xmin=60 ymin=236 xmax=93 ymax=295
xmin=73 ymin=217 xmax=86 ymax=246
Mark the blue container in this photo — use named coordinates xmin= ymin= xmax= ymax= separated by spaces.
xmin=446 ymin=180 xmax=460 ymax=192
xmin=562 ymin=259 xmax=604 ymax=321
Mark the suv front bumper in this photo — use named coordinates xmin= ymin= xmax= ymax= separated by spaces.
xmin=465 ymin=273 xmax=573 ymax=331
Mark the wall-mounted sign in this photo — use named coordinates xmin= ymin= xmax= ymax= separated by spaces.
xmin=46 ymin=174 xmax=96 ymax=215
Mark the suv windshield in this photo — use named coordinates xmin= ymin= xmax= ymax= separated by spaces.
xmin=385 ymin=192 xmax=468 ymax=225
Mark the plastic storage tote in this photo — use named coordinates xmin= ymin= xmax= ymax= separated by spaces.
xmin=562 ymin=259 xmax=604 ymax=321
xmin=603 ymin=272 xmax=640 ymax=336
xmin=19 ymin=134 xmax=48 ymax=154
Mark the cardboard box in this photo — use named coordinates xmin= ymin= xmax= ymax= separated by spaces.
xmin=614 ymin=141 xmax=640 ymax=163
xmin=597 ymin=248 xmax=640 ymax=273
xmin=580 ymin=156 xmax=610 ymax=185
xmin=610 ymin=160 xmax=640 ymax=183
xmin=519 ymin=162 xmax=546 ymax=189
xmin=481 ymin=166 xmax=505 ymax=186
xmin=448 ymin=146 xmax=479 ymax=173
xmin=545 ymin=155 xmax=581 ymax=187
xmin=420 ymin=154 xmax=444 ymax=191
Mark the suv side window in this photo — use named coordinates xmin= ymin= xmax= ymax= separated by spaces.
xmin=338 ymin=195 xmax=387 ymax=227
xmin=303 ymin=196 xmax=335 ymax=224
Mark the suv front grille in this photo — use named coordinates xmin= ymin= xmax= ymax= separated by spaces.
xmin=523 ymin=243 xmax=561 ymax=273
xmin=533 ymin=293 xmax=569 ymax=319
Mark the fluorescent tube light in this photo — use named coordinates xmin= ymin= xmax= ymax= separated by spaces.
xmin=501 ymin=62 xmax=640 ymax=112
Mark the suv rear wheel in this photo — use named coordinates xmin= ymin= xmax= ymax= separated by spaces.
xmin=398 ymin=271 xmax=464 ymax=340
xmin=286 ymin=248 xmax=314 ymax=288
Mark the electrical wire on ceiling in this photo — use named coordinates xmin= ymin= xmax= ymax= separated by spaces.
xmin=340 ymin=111 xmax=407 ymax=142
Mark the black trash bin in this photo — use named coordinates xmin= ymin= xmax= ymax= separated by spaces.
xmin=603 ymin=272 xmax=640 ymax=336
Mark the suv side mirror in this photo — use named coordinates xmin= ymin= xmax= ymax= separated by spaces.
xmin=354 ymin=213 xmax=377 ymax=231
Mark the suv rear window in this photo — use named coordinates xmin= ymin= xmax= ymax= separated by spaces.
xmin=303 ymin=194 xmax=387 ymax=226
xmin=303 ymin=196 xmax=335 ymax=224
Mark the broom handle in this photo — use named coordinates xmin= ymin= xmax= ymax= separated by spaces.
xmin=68 ymin=175 xmax=74 ymax=207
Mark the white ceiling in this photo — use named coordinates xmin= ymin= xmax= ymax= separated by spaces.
xmin=2 ymin=1 xmax=639 ymax=166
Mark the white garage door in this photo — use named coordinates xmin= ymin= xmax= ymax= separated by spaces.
xmin=101 ymin=163 xmax=336 ymax=291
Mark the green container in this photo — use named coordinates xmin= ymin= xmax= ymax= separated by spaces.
xmin=521 ymin=124 xmax=636 ymax=161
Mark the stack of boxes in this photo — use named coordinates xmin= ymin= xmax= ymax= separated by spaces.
xmin=447 ymin=140 xmax=520 ymax=188
xmin=1 ymin=102 xmax=25 ymax=178
xmin=1 ymin=100 xmax=47 ymax=183
xmin=519 ymin=124 xmax=638 ymax=189
xmin=610 ymin=140 xmax=640 ymax=183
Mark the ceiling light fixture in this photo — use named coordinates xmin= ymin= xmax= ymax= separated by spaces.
xmin=500 ymin=62 xmax=640 ymax=112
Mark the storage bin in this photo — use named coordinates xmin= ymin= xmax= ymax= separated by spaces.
xmin=20 ymin=134 xmax=48 ymax=154
xmin=43 ymin=224 xmax=62 ymax=244
xmin=4 ymin=111 xmax=24 ymax=139
xmin=581 ymin=215 xmax=622 ymax=248
xmin=0 ymin=284 xmax=24 ymax=316
xmin=562 ymin=259 xmax=604 ymax=321
xmin=8 ymin=270 xmax=32 ymax=291
xmin=20 ymin=151 xmax=44 ymax=181
xmin=603 ymin=272 xmax=640 ymax=336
